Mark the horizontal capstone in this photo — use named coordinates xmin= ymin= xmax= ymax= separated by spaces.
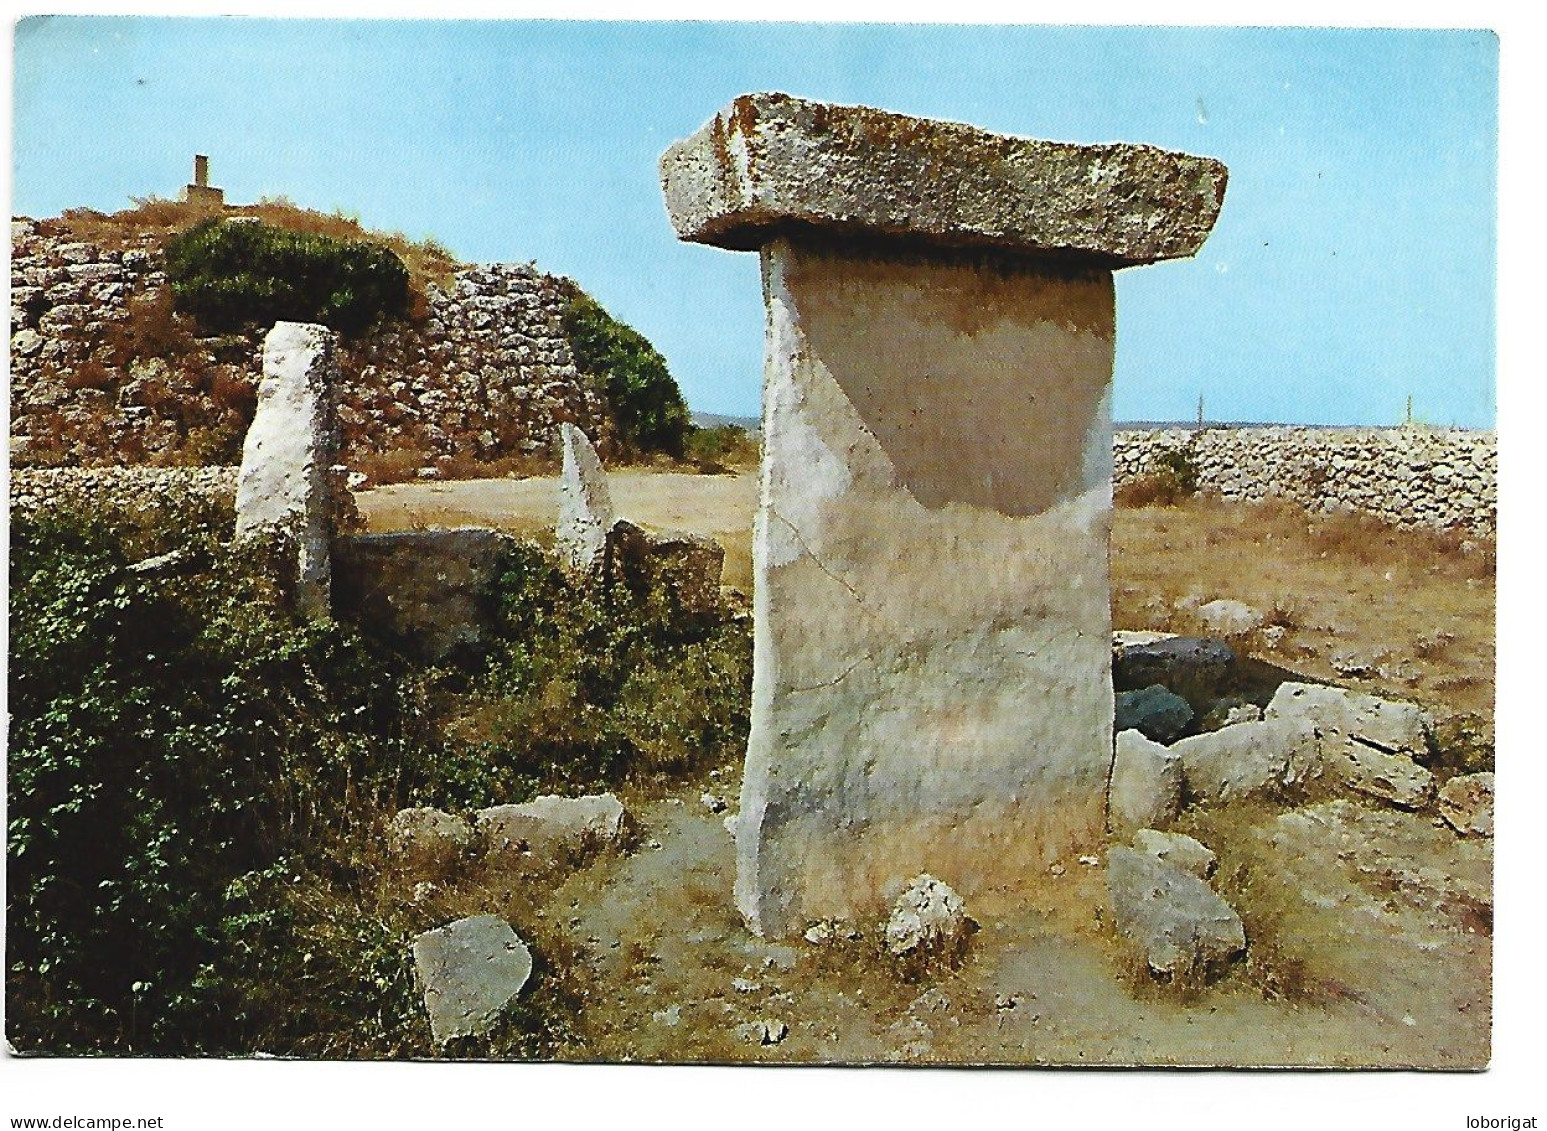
xmin=660 ymin=92 xmax=1227 ymax=266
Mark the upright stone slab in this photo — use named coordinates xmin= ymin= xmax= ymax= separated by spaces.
xmin=235 ymin=321 xmax=341 ymax=616
xmin=662 ymin=93 xmax=1226 ymax=937
xmin=556 ymin=422 xmax=615 ymax=573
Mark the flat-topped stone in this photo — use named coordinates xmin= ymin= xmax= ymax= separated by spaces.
xmin=660 ymin=92 xmax=1227 ymax=266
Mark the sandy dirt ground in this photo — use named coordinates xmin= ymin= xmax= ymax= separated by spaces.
xmin=362 ymin=471 xmax=1493 ymax=1067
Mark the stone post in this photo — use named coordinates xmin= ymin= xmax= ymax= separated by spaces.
xmin=235 ymin=321 xmax=342 ymax=617
xmin=194 ymin=154 xmax=210 ymax=188
xmin=660 ymin=93 xmax=1226 ymax=938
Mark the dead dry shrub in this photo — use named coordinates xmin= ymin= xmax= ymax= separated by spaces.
xmin=353 ymin=446 xmax=434 ymax=487
xmin=62 ymin=360 xmax=117 ymax=391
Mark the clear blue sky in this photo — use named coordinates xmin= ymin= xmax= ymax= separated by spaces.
xmin=12 ymin=18 xmax=1497 ymax=427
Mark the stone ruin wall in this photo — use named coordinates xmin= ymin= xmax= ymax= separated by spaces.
xmin=8 ymin=218 xmax=612 ymax=473
xmin=1115 ymin=426 xmax=1497 ymax=536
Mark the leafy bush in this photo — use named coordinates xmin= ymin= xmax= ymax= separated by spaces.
xmin=8 ymin=499 xmax=751 ymax=1056
xmin=684 ymin=423 xmax=759 ymax=473
xmin=7 ymin=500 xmax=430 ymax=1052
xmin=163 ymin=218 xmax=410 ymax=336
xmin=1116 ymin=443 xmax=1201 ymax=507
xmin=558 ymin=286 xmax=691 ymax=459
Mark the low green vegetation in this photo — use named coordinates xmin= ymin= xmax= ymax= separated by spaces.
xmin=1115 ymin=442 xmax=1202 ymax=508
xmin=163 ymin=217 xmax=411 ymax=336
xmin=7 ymin=499 xmax=751 ymax=1056
xmin=559 ymin=286 xmax=692 ymax=459
xmin=684 ymin=423 xmax=760 ymax=473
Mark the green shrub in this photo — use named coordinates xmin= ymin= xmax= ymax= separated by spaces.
xmin=684 ymin=423 xmax=759 ymax=473
xmin=163 ymin=218 xmax=410 ymax=336
xmin=7 ymin=501 xmax=751 ymax=1056
xmin=6 ymin=501 xmax=430 ymax=1052
xmin=558 ymin=286 xmax=691 ymax=459
xmin=1116 ymin=442 xmax=1202 ymax=507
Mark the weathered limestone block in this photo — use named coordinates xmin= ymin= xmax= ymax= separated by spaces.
xmin=1131 ymin=828 xmax=1217 ymax=880
xmin=1109 ymin=729 xmax=1183 ymax=835
xmin=556 ymin=422 xmax=614 ymax=573
xmin=388 ymin=807 xmax=473 ymax=872
xmin=333 ymin=528 xmax=511 ymax=662
xmin=606 ymin=518 xmax=725 ymax=619
xmin=882 ymin=874 xmax=972 ymax=969
xmin=1266 ymin=682 xmax=1435 ymax=809
xmin=234 ymin=322 xmax=341 ymax=615
xmin=475 ymin=793 xmax=627 ymax=861
xmin=662 ymin=95 xmax=1225 ymax=938
xmin=411 ymin=914 xmax=533 ymax=1045
xmin=1437 ymin=772 xmax=1494 ymax=837
xmin=1173 ymin=716 xmax=1322 ymax=805
xmin=661 ymin=92 xmax=1227 ymax=265
xmin=1107 ymin=846 xmax=1245 ymax=982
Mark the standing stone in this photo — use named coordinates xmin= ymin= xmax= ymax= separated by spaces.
xmin=1108 ymin=729 xmax=1183 ymax=835
xmin=234 ymin=322 xmax=341 ymax=616
xmin=661 ymin=93 xmax=1226 ymax=937
xmin=411 ymin=914 xmax=533 ymax=1046
xmin=556 ymin=422 xmax=614 ymax=573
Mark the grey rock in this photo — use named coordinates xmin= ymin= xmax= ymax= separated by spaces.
xmin=1437 ymin=772 xmax=1494 ymax=838
xmin=660 ymin=92 xmax=1228 ymax=265
xmin=1172 ymin=716 xmax=1322 ymax=805
xmin=607 ymin=519 xmax=724 ymax=619
xmin=1113 ymin=635 xmax=1236 ymax=703
xmin=1114 ymin=684 xmax=1194 ymax=744
xmin=1106 ymin=847 xmax=1245 ymax=981
xmin=475 ymin=793 xmax=627 ymax=859
xmin=883 ymin=874 xmax=971 ymax=967
xmin=412 ymin=914 xmax=533 ymax=1045
xmin=1108 ymin=728 xmax=1183 ymax=835
xmin=1195 ymin=599 xmax=1265 ymax=637
xmin=389 ymin=807 xmax=473 ymax=871
xmin=1266 ymin=682 xmax=1435 ymax=809
xmin=735 ymin=1017 xmax=789 ymax=1045
xmin=1131 ymin=828 xmax=1217 ymax=880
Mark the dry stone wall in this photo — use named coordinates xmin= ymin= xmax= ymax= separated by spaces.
xmin=9 ymin=218 xmax=612 ymax=473
xmin=1115 ymin=426 xmax=1496 ymax=535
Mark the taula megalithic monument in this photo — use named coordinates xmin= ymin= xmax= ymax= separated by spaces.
xmin=660 ymin=93 xmax=1227 ymax=938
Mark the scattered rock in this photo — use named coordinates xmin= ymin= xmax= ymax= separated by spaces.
xmin=388 ymin=807 xmax=473 ymax=871
xmin=883 ymin=874 xmax=972 ymax=970
xmin=1108 ymin=728 xmax=1183 ymax=835
xmin=1171 ymin=716 xmax=1321 ymax=805
xmin=1106 ymin=847 xmax=1245 ymax=983
xmin=1131 ymin=828 xmax=1217 ymax=879
xmin=1114 ymin=684 xmax=1194 ymax=744
xmin=1195 ymin=599 xmax=1265 ymax=637
xmin=652 ymin=1004 xmax=682 ymax=1027
xmin=606 ymin=519 xmax=725 ymax=619
xmin=556 ymin=422 xmax=615 ymax=574
xmin=732 ymin=977 xmax=761 ymax=993
xmin=412 ymin=914 xmax=533 ymax=1045
xmin=1437 ymin=773 xmax=1494 ymax=838
xmin=1266 ymin=683 xmax=1435 ymax=809
xmin=1113 ymin=634 xmax=1236 ymax=704
xmin=475 ymin=792 xmax=627 ymax=860
xmin=701 ymin=792 xmax=729 ymax=814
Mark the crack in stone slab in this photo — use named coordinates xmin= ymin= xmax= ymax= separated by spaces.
xmin=767 ymin=506 xmax=885 ymax=625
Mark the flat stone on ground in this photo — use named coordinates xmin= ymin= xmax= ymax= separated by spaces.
xmin=476 ymin=793 xmax=627 ymax=860
xmin=1106 ymin=846 xmax=1245 ymax=982
xmin=1437 ymin=772 xmax=1494 ymax=837
xmin=1131 ymin=828 xmax=1217 ymax=879
xmin=412 ymin=914 xmax=533 ymax=1045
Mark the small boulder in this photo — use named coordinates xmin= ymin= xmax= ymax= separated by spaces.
xmin=475 ymin=793 xmax=627 ymax=860
xmin=1171 ymin=716 xmax=1322 ymax=805
xmin=883 ymin=874 xmax=972 ymax=970
xmin=1437 ymin=772 xmax=1494 ymax=837
xmin=1131 ymin=829 xmax=1217 ymax=880
xmin=1266 ymin=683 xmax=1435 ymax=809
xmin=1106 ymin=847 xmax=1245 ymax=982
xmin=1113 ymin=635 xmax=1236 ymax=704
xmin=1108 ymin=729 xmax=1183 ymax=835
xmin=388 ymin=807 xmax=472 ymax=872
xmin=1195 ymin=599 xmax=1266 ymax=637
xmin=1114 ymin=685 xmax=1194 ymax=744
xmin=412 ymin=914 xmax=533 ymax=1046
xmin=607 ymin=519 xmax=725 ymax=619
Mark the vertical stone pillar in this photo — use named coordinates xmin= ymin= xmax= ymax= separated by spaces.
xmin=194 ymin=154 xmax=210 ymax=188
xmin=660 ymin=93 xmax=1226 ymax=937
xmin=235 ymin=321 xmax=342 ymax=617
